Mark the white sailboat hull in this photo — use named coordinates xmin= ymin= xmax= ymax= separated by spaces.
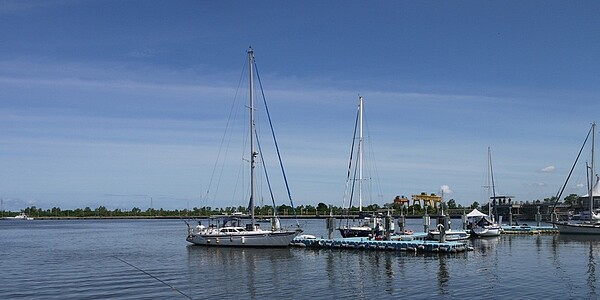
xmin=554 ymin=222 xmax=600 ymax=235
xmin=428 ymin=230 xmax=471 ymax=241
xmin=471 ymin=226 xmax=502 ymax=237
xmin=187 ymin=229 xmax=302 ymax=247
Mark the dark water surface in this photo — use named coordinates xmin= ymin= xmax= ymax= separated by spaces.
xmin=1 ymin=218 xmax=599 ymax=299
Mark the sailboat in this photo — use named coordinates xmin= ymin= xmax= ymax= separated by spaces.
xmin=469 ymin=147 xmax=502 ymax=237
xmin=186 ymin=48 xmax=302 ymax=246
xmin=553 ymin=123 xmax=600 ymax=234
xmin=337 ymin=96 xmax=385 ymax=238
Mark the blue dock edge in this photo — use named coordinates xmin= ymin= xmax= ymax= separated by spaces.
xmin=291 ymin=235 xmax=473 ymax=253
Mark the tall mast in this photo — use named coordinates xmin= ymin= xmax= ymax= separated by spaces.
xmin=590 ymin=122 xmax=596 ymax=221
xmin=249 ymin=47 xmax=256 ymax=225
xmin=489 ymin=147 xmax=498 ymax=221
xmin=358 ymin=95 xmax=363 ymax=212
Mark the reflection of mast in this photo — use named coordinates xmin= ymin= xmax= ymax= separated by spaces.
xmin=437 ymin=255 xmax=449 ymax=295
xmin=587 ymin=242 xmax=596 ymax=294
xmin=589 ymin=123 xmax=595 ymax=222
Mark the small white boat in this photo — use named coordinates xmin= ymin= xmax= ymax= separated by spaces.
xmin=3 ymin=212 xmax=34 ymax=220
xmin=469 ymin=148 xmax=502 ymax=237
xmin=471 ymin=225 xmax=502 ymax=237
xmin=427 ymin=229 xmax=471 ymax=241
xmin=468 ymin=212 xmax=502 ymax=237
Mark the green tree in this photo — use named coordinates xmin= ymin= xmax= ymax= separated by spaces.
xmin=316 ymin=202 xmax=329 ymax=214
xmin=564 ymin=194 xmax=579 ymax=205
xmin=131 ymin=207 xmax=141 ymax=215
xmin=447 ymin=199 xmax=457 ymax=209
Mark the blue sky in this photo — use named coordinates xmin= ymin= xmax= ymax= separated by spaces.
xmin=1 ymin=1 xmax=600 ymax=211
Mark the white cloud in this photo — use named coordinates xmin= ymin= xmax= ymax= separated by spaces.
xmin=539 ymin=165 xmax=556 ymax=173
xmin=440 ymin=185 xmax=454 ymax=195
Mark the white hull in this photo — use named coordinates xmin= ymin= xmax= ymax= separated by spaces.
xmin=471 ymin=226 xmax=501 ymax=237
xmin=554 ymin=222 xmax=600 ymax=235
xmin=428 ymin=230 xmax=471 ymax=241
xmin=2 ymin=213 xmax=34 ymax=220
xmin=187 ymin=229 xmax=302 ymax=247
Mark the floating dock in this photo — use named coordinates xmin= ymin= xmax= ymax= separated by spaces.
xmin=291 ymin=235 xmax=473 ymax=253
xmin=501 ymin=225 xmax=558 ymax=234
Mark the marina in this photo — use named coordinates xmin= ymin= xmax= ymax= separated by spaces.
xmin=2 ymin=218 xmax=600 ymax=299
xmin=2 ymin=2 xmax=600 ymax=299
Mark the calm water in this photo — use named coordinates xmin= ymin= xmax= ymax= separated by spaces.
xmin=1 ymin=218 xmax=599 ymax=299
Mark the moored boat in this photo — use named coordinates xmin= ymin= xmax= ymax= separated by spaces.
xmin=552 ymin=123 xmax=600 ymax=235
xmin=186 ymin=48 xmax=302 ymax=247
xmin=337 ymin=96 xmax=391 ymax=238
xmin=427 ymin=229 xmax=471 ymax=241
xmin=2 ymin=212 xmax=34 ymax=220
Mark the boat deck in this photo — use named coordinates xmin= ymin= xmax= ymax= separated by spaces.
xmin=291 ymin=234 xmax=473 ymax=253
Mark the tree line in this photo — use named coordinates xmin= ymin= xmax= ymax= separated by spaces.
xmin=2 ymin=195 xmax=577 ymax=218
xmin=3 ymin=199 xmax=475 ymax=218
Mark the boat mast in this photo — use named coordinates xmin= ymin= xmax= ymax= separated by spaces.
xmin=590 ymin=122 xmax=596 ymax=221
xmin=487 ymin=147 xmax=497 ymax=220
xmin=358 ymin=95 xmax=363 ymax=212
xmin=249 ymin=47 xmax=257 ymax=226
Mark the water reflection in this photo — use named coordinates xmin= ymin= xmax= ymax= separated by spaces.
xmin=185 ymin=245 xmax=295 ymax=300
xmin=470 ymin=236 xmax=501 ymax=253
xmin=437 ymin=255 xmax=449 ymax=296
xmin=553 ymin=235 xmax=599 ymax=299
xmin=314 ymin=248 xmax=467 ymax=297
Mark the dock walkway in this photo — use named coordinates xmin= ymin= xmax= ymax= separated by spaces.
xmin=291 ymin=234 xmax=473 ymax=253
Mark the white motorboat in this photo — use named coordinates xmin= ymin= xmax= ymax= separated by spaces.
xmin=427 ymin=229 xmax=471 ymax=241
xmin=3 ymin=212 xmax=34 ymax=220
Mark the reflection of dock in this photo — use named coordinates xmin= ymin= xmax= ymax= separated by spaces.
xmin=291 ymin=234 xmax=473 ymax=253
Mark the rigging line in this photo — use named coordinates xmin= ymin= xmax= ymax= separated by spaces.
xmin=254 ymin=130 xmax=278 ymax=214
xmin=362 ymin=105 xmax=384 ymax=205
xmin=347 ymin=146 xmax=360 ymax=218
xmin=489 ymin=148 xmax=498 ymax=221
xmin=202 ymin=58 xmax=248 ymax=209
xmin=113 ymin=256 xmax=193 ymax=300
xmin=341 ymin=106 xmax=360 ymax=227
xmin=254 ymin=62 xmax=299 ymax=226
xmin=551 ymin=125 xmax=593 ymax=214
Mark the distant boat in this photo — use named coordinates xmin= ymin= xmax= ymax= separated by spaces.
xmin=427 ymin=228 xmax=470 ymax=241
xmin=337 ymin=96 xmax=388 ymax=238
xmin=469 ymin=147 xmax=502 ymax=237
xmin=553 ymin=123 xmax=600 ymax=235
xmin=339 ymin=213 xmax=385 ymax=238
xmin=2 ymin=212 xmax=34 ymax=220
xmin=466 ymin=208 xmax=500 ymax=237
xmin=186 ymin=48 xmax=302 ymax=247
